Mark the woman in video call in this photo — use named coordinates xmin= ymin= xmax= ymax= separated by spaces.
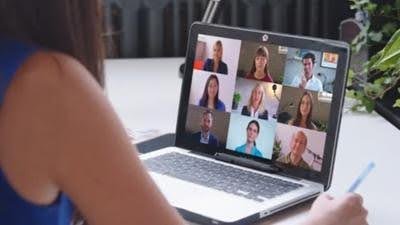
xmin=245 ymin=46 xmax=274 ymax=82
xmin=235 ymin=120 xmax=263 ymax=157
xmin=241 ymin=83 xmax=269 ymax=120
xmin=289 ymin=91 xmax=318 ymax=130
xmin=0 ymin=0 xmax=367 ymax=224
xmin=198 ymin=74 xmax=226 ymax=111
xmin=203 ymin=40 xmax=228 ymax=74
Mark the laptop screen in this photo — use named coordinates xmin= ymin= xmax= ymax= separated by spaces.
xmin=184 ymin=33 xmax=341 ymax=173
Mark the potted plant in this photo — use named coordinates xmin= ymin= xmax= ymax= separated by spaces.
xmin=347 ymin=0 xmax=400 ymax=129
xmin=232 ymin=92 xmax=241 ymax=110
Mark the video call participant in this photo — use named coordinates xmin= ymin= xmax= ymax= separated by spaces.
xmin=291 ymin=52 xmax=323 ymax=92
xmin=198 ymin=74 xmax=226 ymax=111
xmin=203 ymin=40 xmax=228 ymax=75
xmin=289 ymin=91 xmax=317 ymax=130
xmin=191 ymin=110 xmax=219 ymax=147
xmin=241 ymin=83 xmax=269 ymax=120
xmin=277 ymin=130 xmax=311 ymax=169
xmin=234 ymin=120 xmax=263 ymax=157
xmin=245 ymin=46 xmax=273 ymax=82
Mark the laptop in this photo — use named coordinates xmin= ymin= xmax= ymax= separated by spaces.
xmin=140 ymin=22 xmax=349 ymax=225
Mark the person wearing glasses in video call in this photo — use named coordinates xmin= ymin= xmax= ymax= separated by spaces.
xmin=0 ymin=0 xmax=367 ymax=225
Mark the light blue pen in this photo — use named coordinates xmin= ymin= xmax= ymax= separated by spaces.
xmin=347 ymin=162 xmax=375 ymax=192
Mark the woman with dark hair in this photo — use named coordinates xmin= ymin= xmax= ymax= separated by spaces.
xmin=0 ymin=1 xmax=183 ymax=225
xmin=289 ymin=91 xmax=317 ymax=130
xmin=202 ymin=40 xmax=228 ymax=75
xmin=0 ymin=1 xmax=367 ymax=225
xmin=234 ymin=120 xmax=263 ymax=157
xmin=198 ymin=74 xmax=226 ymax=111
xmin=245 ymin=46 xmax=273 ymax=82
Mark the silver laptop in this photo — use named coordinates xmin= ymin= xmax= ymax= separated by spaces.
xmin=140 ymin=22 xmax=349 ymax=224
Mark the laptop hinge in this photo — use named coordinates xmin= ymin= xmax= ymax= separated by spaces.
xmin=214 ymin=152 xmax=281 ymax=173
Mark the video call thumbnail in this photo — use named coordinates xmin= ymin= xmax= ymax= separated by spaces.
xmin=189 ymin=70 xmax=236 ymax=112
xmin=274 ymin=123 xmax=326 ymax=172
xmin=194 ymin=34 xmax=241 ymax=77
xmin=277 ymin=86 xmax=331 ymax=132
xmin=226 ymin=114 xmax=276 ymax=160
xmin=185 ymin=105 xmax=230 ymax=148
xmin=282 ymin=48 xmax=339 ymax=93
xmin=232 ymin=78 xmax=282 ymax=121
xmin=237 ymin=41 xmax=287 ymax=84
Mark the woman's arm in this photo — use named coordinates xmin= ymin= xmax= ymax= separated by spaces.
xmin=1 ymin=52 xmax=185 ymax=225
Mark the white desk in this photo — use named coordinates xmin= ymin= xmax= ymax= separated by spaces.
xmin=105 ymin=58 xmax=400 ymax=225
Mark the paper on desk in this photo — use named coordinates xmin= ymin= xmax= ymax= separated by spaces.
xmin=125 ymin=128 xmax=162 ymax=144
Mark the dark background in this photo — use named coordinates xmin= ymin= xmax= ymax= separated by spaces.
xmin=102 ymin=0 xmax=354 ymax=58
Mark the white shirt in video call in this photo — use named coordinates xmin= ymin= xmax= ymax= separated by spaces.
xmin=291 ymin=74 xmax=323 ymax=92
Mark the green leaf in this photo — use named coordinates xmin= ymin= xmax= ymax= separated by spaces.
xmin=382 ymin=23 xmax=398 ymax=36
xmin=398 ymin=87 xmax=400 ymax=94
xmin=366 ymin=3 xmax=377 ymax=12
xmin=370 ymin=29 xmax=400 ymax=71
xmin=369 ymin=31 xmax=383 ymax=42
xmin=361 ymin=97 xmax=375 ymax=113
xmin=347 ymin=69 xmax=355 ymax=86
xmin=393 ymin=99 xmax=400 ymax=108
xmin=365 ymin=83 xmax=383 ymax=98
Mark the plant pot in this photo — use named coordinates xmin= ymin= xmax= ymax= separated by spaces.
xmin=232 ymin=101 xmax=238 ymax=110
xmin=374 ymin=82 xmax=400 ymax=130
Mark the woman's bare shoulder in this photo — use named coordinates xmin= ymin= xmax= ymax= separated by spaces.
xmin=14 ymin=51 xmax=99 ymax=92
xmin=0 ymin=51 xmax=103 ymax=204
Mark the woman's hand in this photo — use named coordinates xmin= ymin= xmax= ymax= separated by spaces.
xmin=303 ymin=193 xmax=368 ymax=225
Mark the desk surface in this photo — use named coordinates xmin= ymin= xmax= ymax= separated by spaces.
xmin=105 ymin=58 xmax=399 ymax=225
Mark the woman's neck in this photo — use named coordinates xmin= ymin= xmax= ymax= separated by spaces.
xmin=254 ymin=70 xmax=265 ymax=79
xmin=300 ymin=117 xmax=307 ymax=127
xmin=245 ymin=142 xmax=254 ymax=154
xmin=207 ymin=98 xmax=215 ymax=108
xmin=213 ymin=59 xmax=220 ymax=72
xmin=251 ymin=104 xmax=260 ymax=112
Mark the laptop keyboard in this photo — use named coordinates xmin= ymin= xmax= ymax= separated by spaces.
xmin=143 ymin=152 xmax=303 ymax=202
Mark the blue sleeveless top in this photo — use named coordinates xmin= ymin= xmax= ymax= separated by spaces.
xmin=0 ymin=37 xmax=74 ymax=225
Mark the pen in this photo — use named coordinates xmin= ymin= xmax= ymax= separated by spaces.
xmin=347 ymin=162 xmax=375 ymax=192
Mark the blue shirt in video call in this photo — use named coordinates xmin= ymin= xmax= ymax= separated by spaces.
xmin=235 ymin=144 xmax=262 ymax=157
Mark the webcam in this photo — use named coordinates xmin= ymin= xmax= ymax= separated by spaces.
xmin=262 ymin=34 xmax=269 ymax=42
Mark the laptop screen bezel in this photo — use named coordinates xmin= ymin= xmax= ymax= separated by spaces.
xmin=175 ymin=22 xmax=349 ymax=189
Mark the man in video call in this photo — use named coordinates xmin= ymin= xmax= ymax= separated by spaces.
xmin=277 ymin=130 xmax=311 ymax=169
xmin=192 ymin=110 xmax=219 ymax=147
xmin=291 ymin=52 xmax=323 ymax=92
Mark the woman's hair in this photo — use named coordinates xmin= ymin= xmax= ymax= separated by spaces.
xmin=247 ymin=83 xmax=266 ymax=113
xmin=0 ymin=1 xmax=104 ymax=224
xmin=0 ymin=0 xmax=105 ymax=87
xmin=247 ymin=120 xmax=260 ymax=146
xmin=292 ymin=91 xmax=314 ymax=129
xmin=249 ymin=46 xmax=270 ymax=76
xmin=214 ymin=40 xmax=223 ymax=50
xmin=199 ymin=74 xmax=219 ymax=108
